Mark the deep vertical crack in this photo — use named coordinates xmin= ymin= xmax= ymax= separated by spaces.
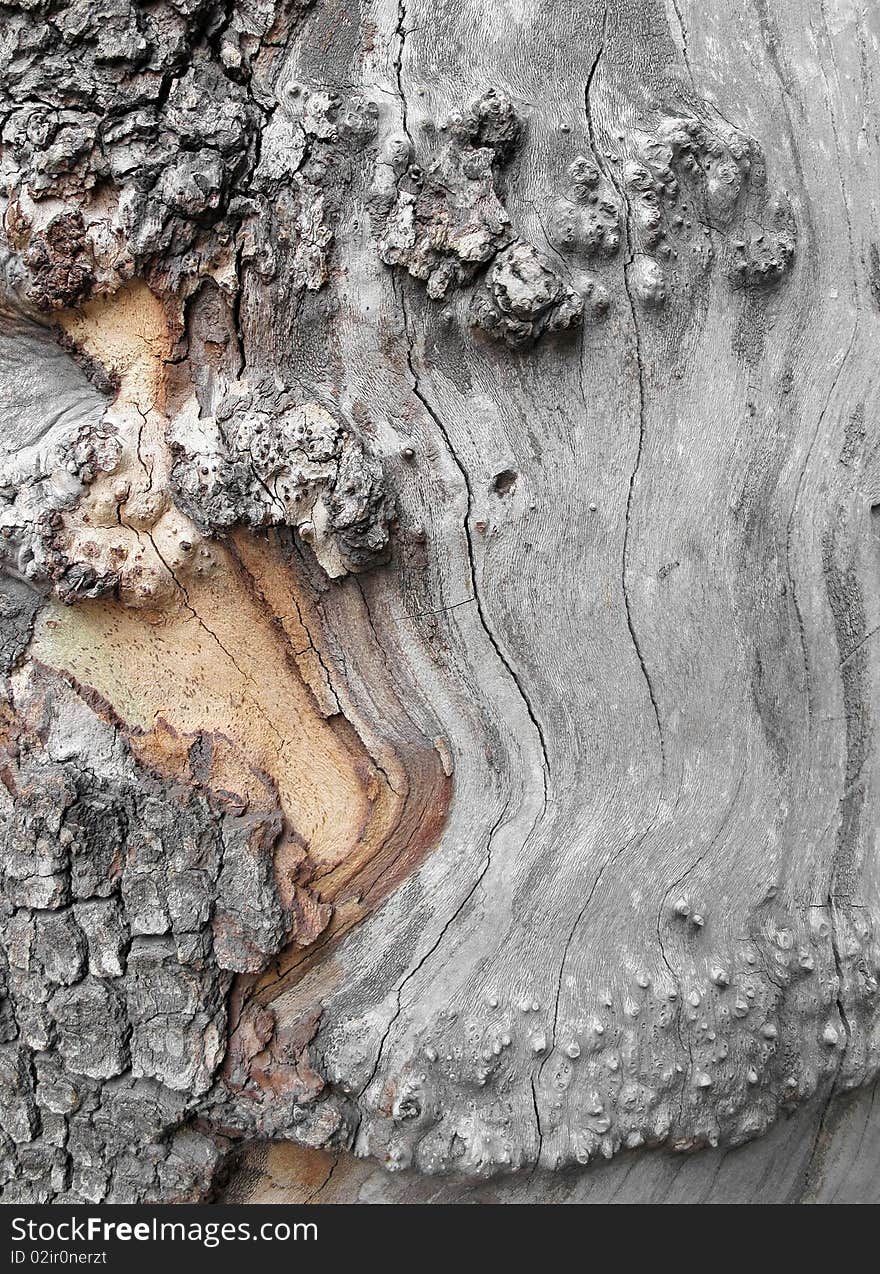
xmin=398 ymin=284 xmax=550 ymax=799
xmin=389 ymin=15 xmax=551 ymax=797
xmin=387 ymin=24 xmax=550 ymax=794
xmin=529 ymin=1072 xmax=544 ymax=1171
xmin=828 ymin=893 xmax=853 ymax=1061
xmin=670 ymin=0 xmax=695 ymax=85
xmin=355 ymin=800 xmax=508 ymax=1106
xmin=393 ymin=0 xmax=413 ymax=150
xmin=584 ymin=23 xmax=666 ymax=780
xmin=353 ymin=16 xmax=548 ymax=1100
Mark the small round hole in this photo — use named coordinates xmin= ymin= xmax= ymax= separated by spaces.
xmin=492 ymin=469 xmax=517 ymax=496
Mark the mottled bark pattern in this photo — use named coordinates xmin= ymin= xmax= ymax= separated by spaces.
xmin=0 ymin=0 xmax=878 ymax=1204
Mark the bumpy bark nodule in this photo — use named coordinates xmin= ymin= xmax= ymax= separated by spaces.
xmin=0 ymin=0 xmax=878 ymax=1204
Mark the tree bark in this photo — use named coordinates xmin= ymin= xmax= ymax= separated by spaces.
xmin=0 ymin=0 xmax=878 ymax=1204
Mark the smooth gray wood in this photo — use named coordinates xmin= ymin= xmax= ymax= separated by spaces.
xmin=275 ymin=0 xmax=880 ymax=1180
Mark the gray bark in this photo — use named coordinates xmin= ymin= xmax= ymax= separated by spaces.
xmin=0 ymin=0 xmax=878 ymax=1204
xmin=224 ymin=1074 xmax=880 ymax=1203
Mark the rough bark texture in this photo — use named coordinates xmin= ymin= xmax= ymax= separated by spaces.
xmin=0 ymin=0 xmax=878 ymax=1204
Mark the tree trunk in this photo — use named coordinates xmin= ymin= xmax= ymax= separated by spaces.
xmin=0 ymin=0 xmax=878 ymax=1204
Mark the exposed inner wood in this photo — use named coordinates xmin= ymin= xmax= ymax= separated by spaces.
xmin=42 ymin=278 xmax=446 ymax=921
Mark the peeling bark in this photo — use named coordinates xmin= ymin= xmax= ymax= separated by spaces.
xmin=0 ymin=0 xmax=879 ymax=1204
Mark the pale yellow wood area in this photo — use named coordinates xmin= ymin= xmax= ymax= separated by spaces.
xmin=32 ymin=554 xmax=398 ymax=878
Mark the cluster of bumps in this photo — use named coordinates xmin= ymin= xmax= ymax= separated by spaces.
xmin=371 ymin=89 xmax=795 ymax=346
xmin=545 ymin=112 xmax=796 ymax=311
xmin=1 ymin=0 xmax=255 ymax=303
xmin=343 ymin=892 xmax=877 ymax=1177
xmin=620 ymin=112 xmax=797 ymax=306
xmin=0 ymin=0 xmax=334 ymax=306
xmin=170 ymin=378 xmax=394 ymax=579
xmin=372 ymin=88 xmax=595 ymax=349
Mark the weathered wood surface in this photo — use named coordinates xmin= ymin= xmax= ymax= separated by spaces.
xmin=0 ymin=0 xmax=879 ymax=1202
xmin=223 ymin=1072 xmax=880 ymax=1203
